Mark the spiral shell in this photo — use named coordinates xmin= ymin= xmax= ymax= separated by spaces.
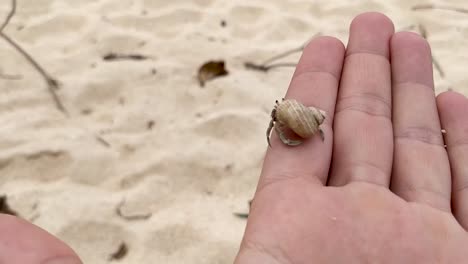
xmin=275 ymin=99 xmax=326 ymax=138
xmin=267 ymin=98 xmax=326 ymax=146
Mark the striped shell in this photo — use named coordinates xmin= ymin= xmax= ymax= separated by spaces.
xmin=275 ymin=99 xmax=326 ymax=138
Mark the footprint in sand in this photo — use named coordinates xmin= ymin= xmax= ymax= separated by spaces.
xmin=228 ymin=5 xmax=268 ymax=39
xmin=230 ymin=5 xmax=267 ymax=24
xmin=193 ymin=112 xmax=262 ymax=143
xmin=72 ymin=77 xmax=125 ymax=108
xmin=57 ymin=221 xmax=132 ymax=263
xmin=119 ymin=156 xmax=226 ymax=193
xmin=146 ymin=224 xmax=201 ymax=255
xmin=15 ymin=0 xmax=54 ymax=15
xmin=108 ymin=9 xmax=202 ymax=39
xmin=142 ymin=0 xmax=215 ymax=10
xmin=264 ymin=16 xmax=313 ymax=42
xmin=14 ymin=14 xmax=87 ymax=44
xmin=0 ymin=150 xmax=72 ymax=184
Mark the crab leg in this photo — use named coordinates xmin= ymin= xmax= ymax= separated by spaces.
xmin=275 ymin=123 xmax=303 ymax=146
xmin=319 ymin=128 xmax=325 ymax=141
xmin=266 ymin=119 xmax=275 ymax=147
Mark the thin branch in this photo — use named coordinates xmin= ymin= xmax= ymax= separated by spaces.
xmin=398 ymin=25 xmax=416 ymax=32
xmin=244 ymin=44 xmax=303 ymax=73
xmin=261 ymin=45 xmax=304 ymax=66
xmin=233 ymin=199 xmax=252 ymax=219
xmin=95 ymin=135 xmax=111 ymax=148
xmin=418 ymin=24 xmax=428 ymax=39
xmin=0 ymin=0 xmax=16 ymax=32
xmin=103 ymin=52 xmax=150 ymax=61
xmin=244 ymin=62 xmax=297 ymax=72
xmin=432 ymin=56 xmax=445 ymax=77
xmin=233 ymin=212 xmax=249 ymax=219
xmin=412 ymin=4 xmax=468 ymax=14
xmin=244 ymin=33 xmax=321 ymax=73
xmin=0 ymin=0 xmax=67 ymax=115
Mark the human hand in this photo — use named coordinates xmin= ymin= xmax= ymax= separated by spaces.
xmin=0 ymin=214 xmax=82 ymax=264
xmin=235 ymin=12 xmax=468 ymax=263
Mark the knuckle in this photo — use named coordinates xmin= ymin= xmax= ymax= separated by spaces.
xmin=331 ymin=160 xmax=389 ymax=187
xmin=446 ymin=127 xmax=468 ymax=149
xmin=335 ymin=92 xmax=391 ymax=119
xmin=395 ymin=126 xmax=444 ymax=146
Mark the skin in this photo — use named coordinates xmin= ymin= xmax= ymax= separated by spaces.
xmin=235 ymin=12 xmax=468 ymax=264
xmin=1 ymin=12 xmax=468 ymax=264
xmin=0 ymin=214 xmax=82 ymax=263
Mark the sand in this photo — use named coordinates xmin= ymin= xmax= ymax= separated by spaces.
xmin=0 ymin=0 xmax=467 ymax=263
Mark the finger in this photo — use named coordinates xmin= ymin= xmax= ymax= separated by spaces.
xmin=390 ymin=32 xmax=451 ymax=211
xmin=260 ymin=36 xmax=345 ymax=187
xmin=328 ymin=12 xmax=394 ymax=187
xmin=0 ymin=214 xmax=82 ymax=264
xmin=437 ymin=91 xmax=468 ymax=227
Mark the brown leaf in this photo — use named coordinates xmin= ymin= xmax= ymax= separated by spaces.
xmin=0 ymin=195 xmax=18 ymax=216
xmin=197 ymin=60 xmax=228 ymax=87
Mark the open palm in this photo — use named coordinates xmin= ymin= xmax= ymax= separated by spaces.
xmin=235 ymin=12 xmax=468 ymax=263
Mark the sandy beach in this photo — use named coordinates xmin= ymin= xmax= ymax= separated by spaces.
xmin=1 ymin=0 xmax=468 ymax=263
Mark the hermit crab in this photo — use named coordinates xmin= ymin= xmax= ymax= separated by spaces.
xmin=266 ymin=98 xmax=326 ymax=147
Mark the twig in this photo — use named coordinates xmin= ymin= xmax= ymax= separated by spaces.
xmin=0 ymin=0 xmax=67 ymax=115
xmin=432 ymin=56 xmax=445 ymax=77
xmin=244 ymin=62 xmax=297 ymax=72
xmin=245 ymin=44 xmax=303 ymax=72
xmin=233 ymin=199 xmax=252 ymax=219
xmin=412 ymin=4 xmax=468 ymax=14
xmin=244 ymin=34 xmax=321 ymax=73
xmin=95 ymin=135 xmax=111 ymax=148
xmin=103 ymin=52 xmax=150 ymax=61
xmin=418 ymin=24 xmax=428 ymax=39
xmin=398 ymin=25 xmax=417 ymax=32
xmin=261 ymin=46 xmax=304 ymax=66
xmin=233 ymin=212 xmax=249 ymax=218
xmin=0 ymin=0 xmax=15 ymax=32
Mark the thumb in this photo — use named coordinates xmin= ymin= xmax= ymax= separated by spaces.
xmin=0 ymin=214 xmax=82 ymax=264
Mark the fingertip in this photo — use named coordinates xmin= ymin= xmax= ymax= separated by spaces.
xmin=391 ymin=31 xmax=431 ymax=54
xmin=304 ymin=35 xmax=345 ymax=52
xmin=437 ymin=90 xmax=467 ymax=106
xmin=347 ymin=12 xmax=395 ymax=58
xmin=390 ymin=31 xmax=434 ymax=88
xmin=437 ymin=90 xmax=468 ymax=123
xmin=296 ymin=35 xmax=345 ymax=80
xmin=350 ymin=12 xmax=395 ymax=31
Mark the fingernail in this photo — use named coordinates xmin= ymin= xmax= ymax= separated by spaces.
xmin=42 ymin=256 xmax=82 ymax=264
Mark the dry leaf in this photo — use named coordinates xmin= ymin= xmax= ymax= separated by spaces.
xmin=197 ymin=60 xmax=228 ymax=87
